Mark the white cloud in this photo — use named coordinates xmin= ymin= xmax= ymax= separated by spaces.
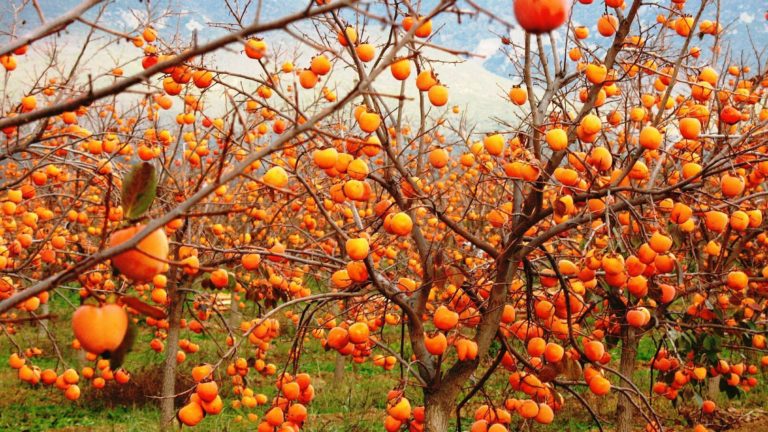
xmin=186 ymin=19 xmax=204 ymax=32
xmin=507 ymin=27 xmax=526 ymax=48
xmin=117 ymin=8 xmax=168 ymax=31
xmin=118 ymin=9 xmax=140 ymax=29
xmin=740 ymin=12 xmax=755 ymax=24
xmin=474 ymin=38 xmax=501 ymax=62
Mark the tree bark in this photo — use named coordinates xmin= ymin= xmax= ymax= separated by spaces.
xmin=708 ymin=376 xmax=721 ymax=401
xmin=421 ymin=259 xmax=515 ymax=432
xmin=616 ymin=326 xmax=637 ymax=432
xmin=424 ymin=389 xmax=455 ymax=432
xmin=159 ymin=264 xmax=184 ymax=430
xmin=333 ymin=352 xmax=345 ymax=384
xmin=228 ymin=291 xmax=241 ymax=329
xmin=37 ymin=302 xmax=49 ymax=338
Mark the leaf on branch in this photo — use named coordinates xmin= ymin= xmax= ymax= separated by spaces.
xmin=122 ymin=295 xmax=167 ymax=319
xmin=718 ymin=377 xmax=741 ymax=400
xmin=702 ymin=334 xmax=721 ymax=353
xmin=538 ymin=364 xmax=560 ymax=383
xmin=564 ymin=355 xmax=583 ymax=381
xmin=121 ymin=162 xmax=157 ymax=221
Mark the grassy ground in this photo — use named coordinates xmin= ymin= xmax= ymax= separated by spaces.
xmin=1 ymin=289 xmax=767 ymax=431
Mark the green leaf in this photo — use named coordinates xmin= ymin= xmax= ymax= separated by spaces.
xmin=693 ymin=393 xmax=703 ymax=407
xmin=121 ymin=162 xmax=157 ymax=220
xmin=198 ymin=272 xmax=213 ymax=290
xmin=702 ymin=334 xmax=721 ymax=353
xmin=191 ymin=275 xmax=207 ymax=291
xmin=718 ymin=376 xmax=742 ymax=399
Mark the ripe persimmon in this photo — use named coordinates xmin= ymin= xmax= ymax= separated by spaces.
xmin=348 ymin=322 xmax=370 ymax=344
xmin=544 ymin=343 xmax=564 ymax=363
xmin=388 ymin=212 xmax=413 ymax=236
xmin=356 ymin=44 xmax=375 ymax=62
xmin=509 ymin=86 xmax=527 ymax=105
xmin=428 ymin=84 xmax=449 ymax=107
xmin=298 ymin=69 xmax=318 ymax=89
xmin=517 ymin=400 xmax=539 ymax=418
xmin=584 ymin=341 xmax=605 ymax=362
xmin=434 ymin=305 xmax=459 ymax=331
xmin=546 ymin=128 xmax=568 ymax=151
xmin=358 ymin=111 xmax=381 ymax=133
xmin=513 ymin=0 xmax=570 ymax=34
xmin=196 ymin=381 xmax=218 ymax=402
xmin=108 ymin=225 xmax=169 ymax=281
xmin=242 ymin=254 xmax=261 ymax=270
xmin=178 ymin=401 xmax=204 ymax=426
xmin=345 ymin=238 xmax=370 ymax=260
xmin=201 ymin=395 xmax=223 ymax=415
xmin=416 ymin=71 xmax=438 ymax=91
xmin=390 ymin=58 xmax=411 ymax=80
xmin=402 ymin=16 xmax=432 ymax=38
xmin=726 ymin=271 xmax=748 ymax=290
xmin=702 ymin=400 xmax=716 ymax=414
xmin=338 ymin=26 xmax=357 ymax=46
xmin=65 ymin=384 xmax=81 ymax=401
xmin=589 ymin=376 xmax=611 ymax=395
xmin=679 ymin=117 xmax=701 ymax=140
xmin=597 ymin=15 xmax=619 ymax=36
xmin=264 ymin=406 xmax=284 ymax=426
xmin=326 ymin=327 xmax=349 ymax=350
xmin=72 ymin=304 xmax=128 ymax=354
xmin=310 ymin=55 xmax=331 ymax=76
xmin=287 ymin=403 xmax=308 ymax=423
xmin=720 ymin=174 xmax=745 ymax=198
xmin=704 ymin=211 xmax=728 ymax=232
xmin=425 ymin=332 xmax=448 ymax=355
xmin=484 ymin=134 xmax=505 ymax=156
xmin=639 ymin=126 xmax=662 ymax=150
xmin=535 ymin=403 xmax=554 ymax=424
xmin=627 ymin=308 xmax=651 ymax=327
xmin=429 ymin=148 xmax=449 ymax=168
xmin=263 ymin=166 xmax=289 ymax=188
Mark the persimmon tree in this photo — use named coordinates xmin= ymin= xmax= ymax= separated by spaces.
xmin=1 ymin=0 xmax=768 ymax=431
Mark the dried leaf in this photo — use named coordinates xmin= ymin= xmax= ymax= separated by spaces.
xmin=447 ymin=265 xmax=467 ymax=289
xmin=564 ymin=355 xmax=584 ymax=380
xmin=538 ymin=364 xmax=560 ymax=383
xmin=122 ymin=295 xmax=167 ymax=319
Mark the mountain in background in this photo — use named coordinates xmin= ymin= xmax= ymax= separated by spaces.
xmin=10 ymin=0 xmax=768 ymax=80
xmin=4 ymin=0 xmax=766 ymax=127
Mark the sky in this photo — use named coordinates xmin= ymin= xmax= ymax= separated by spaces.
xmin=2 ymin=0 xmax=767 ymax=127
xmin=8 ymin=0 xmax=768 ymax=78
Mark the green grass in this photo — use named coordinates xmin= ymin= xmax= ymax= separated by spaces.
xmin=0 ymin=289 xmax=398 ymax=431
xmin=1 ymin=289 xmax=767 ymax=431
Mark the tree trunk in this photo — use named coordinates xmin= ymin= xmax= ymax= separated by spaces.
xmin=160 ymin=265 xmax=184 ymax=430
xmin=616 ymin=326 xmax=637 ymax=432
xmin=708 ymin=376 xmax=721 ymax=400
xmin=228 ymin=291 xmax=241 ymax=329
xmin=37 ymin=302 xmax=49 ymax=338
xmin=424 ymin=387 xmax=457 ymax=432
xmin=420 ymin=261 xmax=515 ymax=432
xmin=333 ymin=352 xmax=345 ymax=384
